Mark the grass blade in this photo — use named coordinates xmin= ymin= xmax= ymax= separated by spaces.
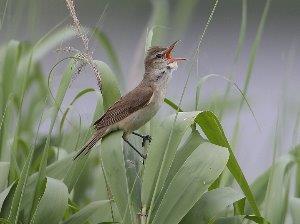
xmin=29 ymin=59 xmax=75 ymax=223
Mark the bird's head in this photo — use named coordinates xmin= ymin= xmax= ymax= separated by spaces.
xmin=144 ymin=41 xmax=186 ymax=79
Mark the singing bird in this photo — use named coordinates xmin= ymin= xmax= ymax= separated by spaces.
xmin=73 ymin=41 xmax=186 ymax=160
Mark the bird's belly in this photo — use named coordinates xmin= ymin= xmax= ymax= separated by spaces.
xmin=118 ymin=102 xmax=160 ymax=133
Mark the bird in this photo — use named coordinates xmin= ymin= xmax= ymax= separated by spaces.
xmin=73 ymin=41 xmax=186 ymax=160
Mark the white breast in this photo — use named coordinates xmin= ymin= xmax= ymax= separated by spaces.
xmin=117 ymin=88 xmax=165 ymax=133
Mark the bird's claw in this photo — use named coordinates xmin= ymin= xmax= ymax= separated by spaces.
xmin=142 ymin=135 xmax=152 ymax=147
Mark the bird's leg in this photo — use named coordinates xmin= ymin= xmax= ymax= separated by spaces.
xmin=132 ymin=132 xmax=152 ymax=147
xmin=123 ymin=137 xmax=147 ymax=160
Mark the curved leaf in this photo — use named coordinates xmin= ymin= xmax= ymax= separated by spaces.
xmin=0 ymin=162 xmax=10 ymax=191
xmin=62 ymin=200 xmax=111 ymax=224
xmin=34 ymin=178 xmax=68 ymax=224
xmin=165 ymin=129 xmax=205 ymax=187
xmin=142 ymin=112 xmax=200 ymax=211
xmin=0 ymin=184 xmax=14 ymax=213
xmin=180 ymin=187 xmax=244 ymax=224
xmin=195 ymin=111 xmax=261 ymax=217
xmin=94 ymin=60 xmax=121 ymax=110
xmin=151 ymin=142 xmax=229 ymax=224
xmin=290 ymin=197 xmax=300 ymax=223
xmin=93 ymin=29 xmax=122 ymax=77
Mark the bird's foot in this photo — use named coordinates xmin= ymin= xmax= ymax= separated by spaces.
xmin=142 ymin=135 xmax=152 ymax=147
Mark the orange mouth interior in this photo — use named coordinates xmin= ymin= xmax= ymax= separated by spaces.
xmin=163 ymin=41 xmax=186 ymax=64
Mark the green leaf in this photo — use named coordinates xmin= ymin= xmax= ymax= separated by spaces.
xmin=46 ymin=154 xmax=74 ymax=179
xmin=0 ymin=184 xmax=14 ymax=212
xmin=290 ymin=197 xmax=300 ymax=223
xmin=150 ymin=142 xmax=229 ymax=224
xmin=30 ymin=58 xmax=76 ymax=222
xmin=164 ymin=98 xmax=183 ymax=112
xmin=0 ymin=162 xmax=10 ymax=191
xmin=100 ymin=131 xmax=133 ymax=224
xmin=165 ymin=129 xmax=205 ymax=187
xmin=93 ymin=29 xmax=122 ymax=77
xmin=180 ymin=187 xmax=244 ymax=224
xmin=33 ymin=178 xmax=68 ymax=224
xmin=94 ymin=60 xmax=121 ymax=110
xmin=0 ymin=183 xmax=17 ymax=219
xmin=263 ymin=156 xmax=294 ymax=224
xmin=142 ymin=112 xmax=200 ymax=211
xmin=8 ymin=122 xmax=39 ymax=224
xmin=195 ymin=111 xmax=261 ymax=217
xmin=62 ymin=200 xmax=111 ymax=224
xmin=20 ymin=27 xmax=77 ymax=68
xmin=0 ymin=218 xmax=11 ymax=224
xmin=214 ymin=216 xmax=243 ymax=224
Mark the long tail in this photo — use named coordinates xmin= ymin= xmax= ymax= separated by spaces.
xmin=73 ymin=131 xmax=104 ymax=160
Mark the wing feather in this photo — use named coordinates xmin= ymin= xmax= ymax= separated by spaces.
xmin=93 ymin=84 xmax=153 ymax=130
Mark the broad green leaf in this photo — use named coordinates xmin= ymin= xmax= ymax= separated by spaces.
xmin=0 ymin=183 xmax=16 ymax=219
xmin=180 ymin=187 xmax=244 ymax=224
xmin=46 ymin=154 xmax=74 ymax=179
xmin=151 ymin=142 xmax=229 ymax=224
xmin=62 ymin=200 xmax=111 ymax=224
xmin=214 ymin=216 xmax=243 ymax=224
xmin=290 ymin=197 xmax=300 ymax=223
xmin=19 ymin=27 xmax=76 ymax=69
xmin=0 ymin=162 xmax=9 ymax=191
xmin=142 ymin=112 xmax=200 ymax=212
xmin=215 ymin=215 xmax=270 ymax=224
xmin=195 ymin=111 xmax=261 ymax=217
xmin=165 ymin=129 xmax=205 ymax=187
xmin=34 ymin=178 xmax=68 ymax=224
xmin=94 ymin=60 xmax=121 ymax=110
xmin=101 ymin=131 xmax=133 ymax=224
xmin=0 ymin=184 xmax=14 ymax=212
xmin=93 ymin=29 xmax=122 ymax=77
xmin=263 ymin=155 xmax=294 ymax=224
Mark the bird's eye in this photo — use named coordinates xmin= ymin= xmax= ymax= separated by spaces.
xmin=156 ymin=53 xmax=163 ymax=58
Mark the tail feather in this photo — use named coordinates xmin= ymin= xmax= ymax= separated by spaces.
xmin=73 ymin=131 xmax=104 ymax=160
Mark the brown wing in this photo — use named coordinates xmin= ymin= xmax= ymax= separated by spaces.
xmin=93 ymin=84 xmax=153 ymax=130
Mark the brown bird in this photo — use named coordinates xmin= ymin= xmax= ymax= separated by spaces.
xmin=73 ymin=41 xmax=186 ymax=160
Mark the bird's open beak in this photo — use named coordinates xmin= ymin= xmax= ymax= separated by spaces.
xmin=163 ymin=40 xmax=186 ymax=64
